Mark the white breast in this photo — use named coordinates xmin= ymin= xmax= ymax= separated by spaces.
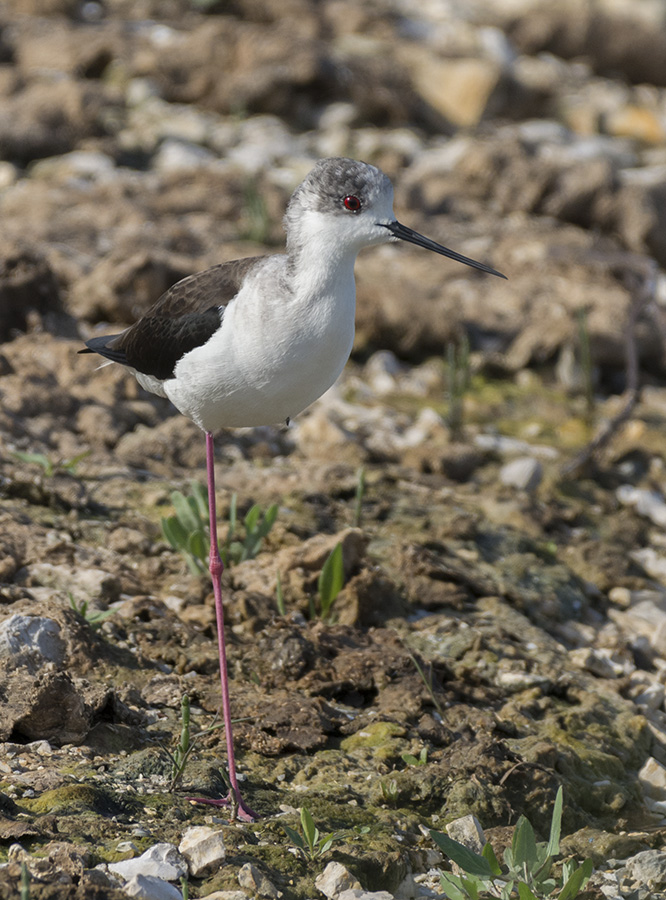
xmin=163 ymin=255 xmax=357 ymax=431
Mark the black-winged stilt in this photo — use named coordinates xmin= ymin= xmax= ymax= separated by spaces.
xmin=80 ymin=157 xmax=505 ymax=820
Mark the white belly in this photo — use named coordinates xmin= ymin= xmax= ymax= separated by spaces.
xmin=163 ymin=260 xmax=356 ymax=432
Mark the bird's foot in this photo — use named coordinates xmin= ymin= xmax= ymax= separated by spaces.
xmin=186 ymin=791 xmax=258 ymax=822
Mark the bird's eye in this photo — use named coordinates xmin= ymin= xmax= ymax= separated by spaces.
xmin=343 ymin=195 xmax=362 ymax=212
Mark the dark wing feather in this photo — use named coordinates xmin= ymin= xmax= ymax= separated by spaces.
xmin=79 ymin=256 xmax=263 ymax=380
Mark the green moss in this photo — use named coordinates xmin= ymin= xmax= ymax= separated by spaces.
xmin=24 ymin=784 xmax=128 ymax=817
xmin=340 ymin=721 xmax=408 ymax=762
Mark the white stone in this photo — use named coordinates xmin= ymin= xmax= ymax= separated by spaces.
xmin=633 ymin=682 xmax=665 ymax=711
xmin=617 ymin=486 xmax=666 ymax=527
xmin=337 ymin=892 xmax=395 ymax=900
xmin=199 ymin=892 xmax=249 ymax=900
xmin=315 ymin=861 xmax=362 ymax=898
xmin=474 ymin=434 xmax=558 ymax=459
xmin=568 ymin=647 xmax=624 ymax=679
xmin=238 ymin=862 xmax=278 ymax=899
xmin=108 ymin=843 xmax=187 ymax=883
xmin=0 ymin=615 xmax=65 ymax=667
xmin=624 ymin=849 xmax=666 ymax=888
xmin=499 ymin=456 xmax=543 ymax=491
xmin=639 ymin=757 xmax=666 ymax=800
xmin=445 ymin=814 xmax=486 ymax=854
xmin=154 ymin=139 xmax=217 ymax=173
xmin=124 ymin=874 xmax=183 ymax=900
xmin=178 ymin=826 xmax=226 ymax=877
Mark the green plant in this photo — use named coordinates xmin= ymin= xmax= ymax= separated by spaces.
xmin=353 ymin=465 xmax=366 ymax=527
xmin=169 ymin=694 xmax=192 ymax=791
xmin=401 ymin=746 xmax=428 ymax=767
xmin=68 ymin=593 xmax=116 ymax=630
xmin=315 ymin=542 xmax=344 ymax=621
xmin=220 ymin=495 xmax=279 ymax=566
xmin=180 ymin=875 xmax=189 ymax=900
xmin=380 ymin=778 xmax=398 ymax=806
xmin=407 ymin=649 xmax=445 ymax=718
xmin=11 ymin=449 xmax=91 ymax=478
xmin=20 ymin=862 xmax=30 ymax=900
xmin=446 ymin=332 xmax=471 ymax=438
xmin=161 ymin=482 xmax=209 ymax=575
xmin=282 ymin=807 xmax=355 ymax=860
xmin=431 ymin=787 xmax=593 ymax=900
xmin=161 ymin=484 xmax=278 ymax=574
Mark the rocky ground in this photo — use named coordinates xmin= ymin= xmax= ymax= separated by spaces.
xmin=3 ymin=0 xmax=666 ymax=898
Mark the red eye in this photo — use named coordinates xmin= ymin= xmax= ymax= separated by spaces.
xmin=343 ymin=195 xmax=361 ymax=212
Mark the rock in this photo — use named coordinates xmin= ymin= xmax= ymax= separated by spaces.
xmin=178 ymin=826 xmax=226 ymax=877
xmin=0 ymin=242 xmax=63 ymax=341
xmin=617 ymin=485 xmax=666 ymax=527
xmin=407 ymin=54 xmax=505 ymax=128
xmin=445 ymin=814 xmax=486 ymax=854
xmin=337 ymin=891 xmax=394 ymax=900
xmin=108 ymin=843 xmax=187 ymax=883
xmin=199 ymin=893 xmax=249 ymax=900
xmin=499 ymin=456 xmax=543 ymax=491
xmin=632 ymin=682 xmax=665 ymax=711
xmin=124 ymin=874 xmax=184 ymax=900
xmin=315 ymin=861 xmax=362 ymax=898
xmin=474 ymin=434 xmax=558 ymax=459
xmin=623 ymin=849 xmax=666 ymax=889
xmin=638 ymin=757 xmax=666 ymax=800
xmin=0 ymin=615 xmax=66 ymax=670
xmin=237 ymin=862 xmax=278 ymax=899
xmin=153 ymin=139 xmax=218 ymax=174
xmin=568 ymin=648 xmax=624 ymax=679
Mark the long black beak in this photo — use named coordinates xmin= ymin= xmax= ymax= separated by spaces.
xmin=382 ymin=220 xmax=506 ymax=279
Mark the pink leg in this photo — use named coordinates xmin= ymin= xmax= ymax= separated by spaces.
xmin=187 ymin=431 xmax=257 ymax=821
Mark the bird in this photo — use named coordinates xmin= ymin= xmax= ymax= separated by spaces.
xmin=80 ymin=156 xmax=506 ymax=820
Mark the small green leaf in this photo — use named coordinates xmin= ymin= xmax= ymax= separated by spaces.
xmin=172 ymin=491 xmax=200 ymax=534
xmin=191 ymin=481 xmax=209 ymax=519
xmin=188 ymin=530 xmax=208 ymax=566
xmin=518 ymin=884 xmax=539 ymax=900
xmin=430 ymin=831 xmax=494 ymax=878
xmin=281 ymin=824 xmax=305 ymax=850
xmin=512 ymin=815 xmax=538 ymax=872
xmin=402 ymin=753 xmax=419 ymax=766
xmin=300 ymin=807 xmax=317 ymax=851
xmin=318 ymin=542 xmax=344 ymax=618
xmin=482 ymin=842 xmax=502 ymax=877
xmin=557 ymin=858 xmax=593 ymax=900
xmin=547 ymin=786 xmax=563 ymax=858
xmin=244 ymin=504 xmax=261 ymax=533
xmin=439 ymin=872 xmax=469 ymax=900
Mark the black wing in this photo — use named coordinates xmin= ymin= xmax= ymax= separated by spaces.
xmin=80 ymin=256 xmax=262 ymax=380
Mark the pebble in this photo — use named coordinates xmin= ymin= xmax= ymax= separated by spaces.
xmin=178 ymin=825 xmax=226 ymax=877
xmin=337 ymin=892 xmax=395 ymax=900
xmin=0 ymin=614 xmax=65 ymax=668
xmin=568 ymin=647 xmax=625 ymax=679
xmin=108 ymin=843 xmax=187 ymax=883
xmin=199 ymin=892 xmax=249 ymax=900
xmin=499 ymin=456 xmax=543 ymax=491
xmin=237 ymin=862 xmax=279 ymax=899
xmin=640 ymin=756 xmax=666 ymax=795
xmin=617 ymin=485 xmax=666 ymax=527
xmin=445 ymin=814 xmax=486 ymax=854
xmin=153 ymin=139 xmax=218 ymax=173
xmin=123 ymin=874 xmax=183 ymax=900
xmin=474 ymin=434 xmax=558 ymax=459
xmin=623 ymin=849 xmax=666 ymax=889
xmin=632 ymin=681 xmax=665 ymax=711
xmin=315 ymin=861 xmax=362 ymax=898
